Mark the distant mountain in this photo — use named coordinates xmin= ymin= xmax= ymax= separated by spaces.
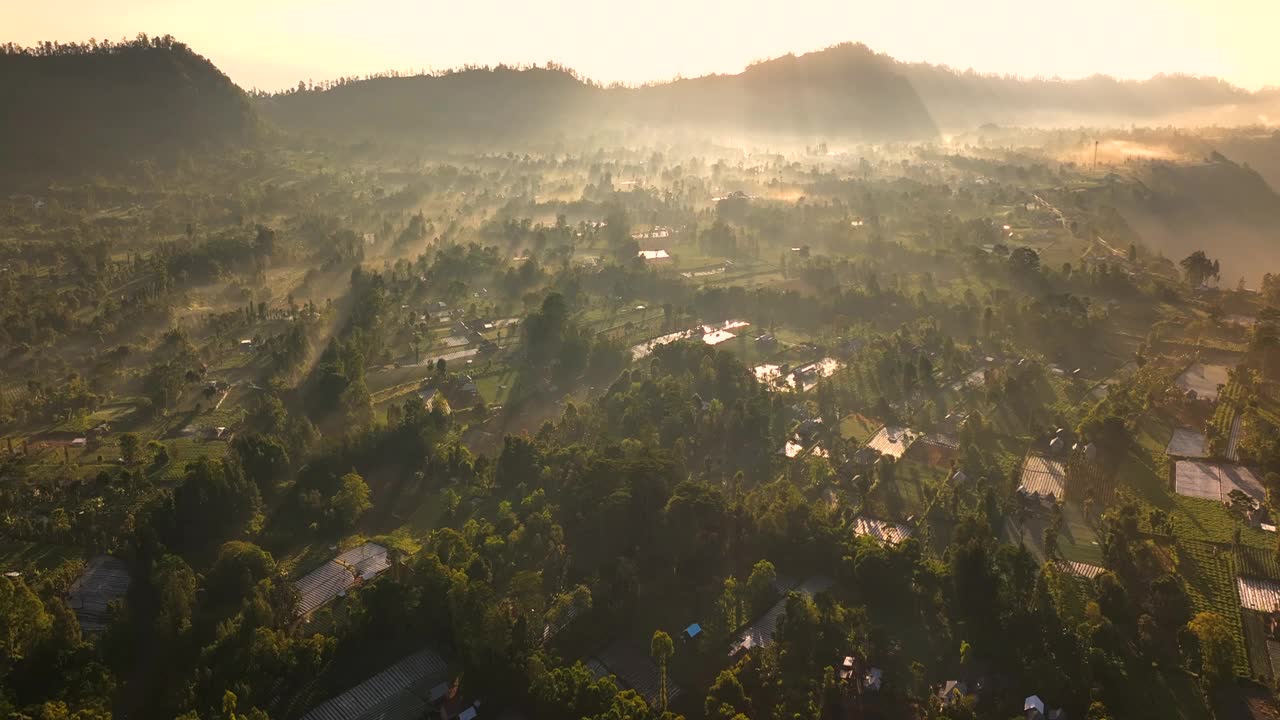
xmin=0 ymin=36 xmax=258 ymax=173
xmin=259 ymin=43 xmax=1271 ymax=144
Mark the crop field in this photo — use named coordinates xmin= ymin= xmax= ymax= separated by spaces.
xmin=1178 ymin=538 xmax=1250 ymax=675
xmin=0 ymin=539 xmax=79 ymax=572
xmin=161 ymin=438 xmax=229 ymax=482
xmin=862 ymin=459 xmax=943 ymax=520
xmin=1170 ymin=495 xmax=1273 ymax=549
xmin=1240 ymin=609 xmax=1274 ymax=683
xmin=839 ymin=413 xmax=879 ymax=443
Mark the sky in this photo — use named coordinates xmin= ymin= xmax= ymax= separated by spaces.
xmin=7 ymin=0 xmax=1280 ymax=92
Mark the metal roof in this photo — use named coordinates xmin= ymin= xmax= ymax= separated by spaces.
xmin=591 ymin=641 xmax=682 ymax=708
xmin=1018 ymin=454 xmax=1066 ymax=501
xmin=730 ymin=576 xmax=833 ymax=656
xmin=1055 ymin=560 xmax=1104 ymax=579
xmin=301 ymin=647 xmax=448 ymax=720
xmin=862 ymin=425 xmax=921 ymax=460
xmin=67 ymin=556 xmax=130 ymax=635
xmin=852 ymin=516 xmax=914 ymax=546
xmin=1238 ymin=576 xmax=1280 ymax=612
xmin=294 ymin=543 xmax=390 ymax=616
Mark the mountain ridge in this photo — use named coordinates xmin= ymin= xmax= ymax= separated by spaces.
xmin=2 ymin=37 xmax=1275 ymax=167
xmin=258 ymin=42 xmax=1274 ymax=143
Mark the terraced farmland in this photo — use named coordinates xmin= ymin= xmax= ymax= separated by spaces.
xmin=1179 ymin=539 xmax=1249 ymax=675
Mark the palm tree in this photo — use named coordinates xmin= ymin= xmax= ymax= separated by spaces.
xmin=650 ymin=630 xmax=674 ymax=713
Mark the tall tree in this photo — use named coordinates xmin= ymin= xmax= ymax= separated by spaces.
xmin=1179 ymin=251 xmax=1218 ymax=287
xmin=651 ymin=630 xmax=674 ymax=714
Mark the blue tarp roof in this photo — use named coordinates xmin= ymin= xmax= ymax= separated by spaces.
xmin=685 ymin=623 xmax=702 ymax=637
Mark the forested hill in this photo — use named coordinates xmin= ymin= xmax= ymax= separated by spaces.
xmin=0 ymin=36 xmax=258 ymax=174
xmin=256 ymin=65 xmax=600 ymax=142
xmin=259 ymin=42 xmax=1268 ymax=143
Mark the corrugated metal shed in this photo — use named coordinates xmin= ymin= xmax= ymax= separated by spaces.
xmin=295 ymin=543 xmax=390 ymax=616
xmin=1019 ymin=454 xmax=1066 ymax=501
xmin=730 ymin=576 xmax=833 ymax=656
xmin=591 ymin=641 xmax=682 ymax=708
xmin=1239 ymin=576 xmax=1280 ymax=612
xmin=1055 ymin=560 xmax=1104 ymax=579
xmin=301 ymin=647 xmax=448 ymax=720
xmin=852 ymin=516 xmax=914 ymax=546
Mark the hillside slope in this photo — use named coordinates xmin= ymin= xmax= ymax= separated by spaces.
xmin=0 ymin=36 xmax=258 ymax=174
xmin=1089 ymin=156 xmax=1280 ymax=286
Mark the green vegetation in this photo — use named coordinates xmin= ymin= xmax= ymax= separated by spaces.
xmin=6 ymin=33 xmax=1280 ymax=720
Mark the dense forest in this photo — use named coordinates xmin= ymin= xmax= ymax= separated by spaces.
xmin=0 ymin=36 xmax=258 ymax=174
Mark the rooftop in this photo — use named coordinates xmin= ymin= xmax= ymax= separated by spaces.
xmin=863 ymin=426 xmax=921 ymax=460
xmin=1018 ymin=454 xmax=1066 ymax=501
xmin=67 ymin=556 xmax=131 ymax=635
xmin=294 ymin=542 xmax=391 ymax=616
xmin=301 ymin=647 xmax=448 ymax=720
xmin=1238 ymin=576 xmax=1280 ymax=612
xmin=588 ymin=641 xmax=683 ymax=708
xmin=730 ymin=576 xmax=833 ymax=656
xmin=852 ymin=516 xmax=915 ymax=546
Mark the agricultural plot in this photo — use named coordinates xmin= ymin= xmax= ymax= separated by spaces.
xmin=1179 ymin=539 xmax=1250 ymax=675
xmin=885 ymin=460 xmax=947 ymax=518
xmin=161 ymin=438 xmax=229 ymax=482
xmin=1173 ymin=460 xmax=1264 ymax=503
xmin=1165 ymin=427 xmax=1209 ymax=459
xmin=1170 ymin=495 xmax=1275 ymax=548
xmin=1012 ymin=502 xmax=1102 ymax=565
xmin=1176 ymin=363 xmax=1232 ymax=401
xmin=1057 ymin=503 xmax=1104 ymax=564
xmin=0 ymin=540 xmax=78 ymax=572
xmin=838 ymin=414 xmax=880 ymax=444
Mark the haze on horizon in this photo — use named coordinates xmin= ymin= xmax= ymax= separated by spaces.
xmin=7 ymin=0 xmax=1280 ymax=92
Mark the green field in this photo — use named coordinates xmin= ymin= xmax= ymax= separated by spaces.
xmin=0 ymin=539 xmax=79 ymax=572
xmin=1178 ymin=539 xmax=1250 ymax=676
xmin=839 ymin=413 xmax=879 ymax=443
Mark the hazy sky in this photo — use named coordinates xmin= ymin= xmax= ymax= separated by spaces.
xmin=8 ymin=0 xmax=1279 ymax=91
